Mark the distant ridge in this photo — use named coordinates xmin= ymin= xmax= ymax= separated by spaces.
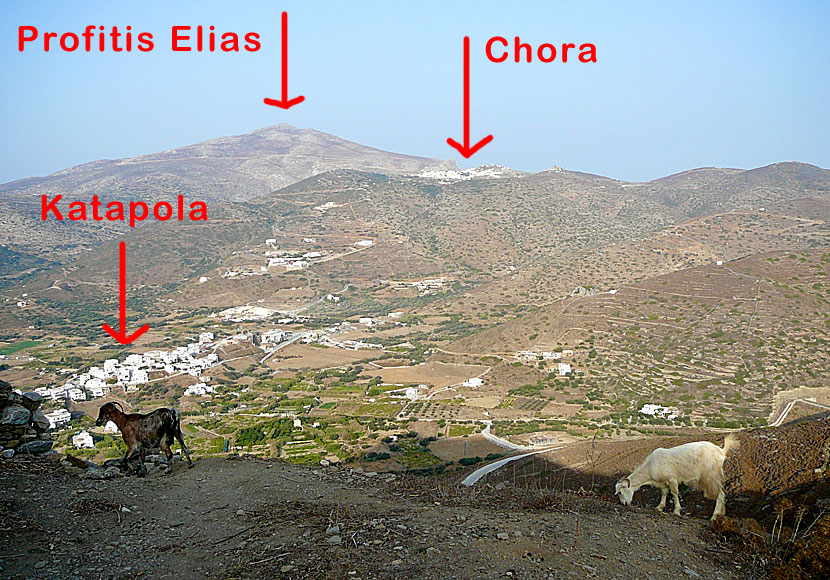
xmin=0 ymin=124 xmax=452 ymax=203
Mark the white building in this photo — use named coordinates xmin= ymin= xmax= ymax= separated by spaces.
xmin=462 ymin=377 xmax=484 ymax=388
xmin=86 ymin=378 xmax=107 ymax=398
xmin=358 ymin=317 xmax=374 ymax=327
xmin=67 ymin=388 xmax=86 ymax=401
xmin=89 ymin=366 xmax=109 ymax=380
xmin=557 ymin=363 xmax=572 ymax=376
xmin=542 ymin=351 xmax=561 ymax=360
xmin=103 ymin=359 xmax=120 ymax=374
xmin=184 ymin=383 xmax=215 ymax=396
xmin=404 ymin=387 xmax=421 ymax=400
xmin=125 ymin=354 xmax=145 ymax=367
xmin=355 ymin=240 xmax=374 ymax=247
xmin=639 ymin=404 xmax=679 ymax=420
xmin=104 ymin=420 xmax=119 ymax=433
xmin=44 ymin=409 xmax=71 ymax=429
xmin=199 ymin=332 xmax=215 ymax=344
xmin=73 ymin=431 xmax=94 ymax=449
xmin=260 ymin=329 xmax=286 ymax=344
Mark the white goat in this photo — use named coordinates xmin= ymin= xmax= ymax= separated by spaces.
xmin=615 ymin=435 xmax=739 ymax=520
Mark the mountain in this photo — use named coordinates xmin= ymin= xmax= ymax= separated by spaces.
xmin=0 ymin=124 xmax=451 ymax=263
xmin=0 ymin=124 xmax=449 ymax=203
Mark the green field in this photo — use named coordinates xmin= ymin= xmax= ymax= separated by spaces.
xmin=0 ymin=341 xmax=43 ymax=355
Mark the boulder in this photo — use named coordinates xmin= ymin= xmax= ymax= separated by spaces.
xmin=83 ymin=468 xmax=107 ymax=480
xmin=21 ymin=392 xmax=43 ymax=411
xmin=31 ymin=409 xmax=50 ymax=432
xmin=1 ymin=404 xmax=31 ymax=426
xmin=104 ymin=466 xmax=124 ymax=479
xmin=16 ymin=439 xmax=53 ymax=454
xmin=1 ymin=449 xmax=13 ymax=459
xmin=0 ymin=438 xmax=22 ymax=449
xmin=66 ymin=455 xmax=98 ymax=469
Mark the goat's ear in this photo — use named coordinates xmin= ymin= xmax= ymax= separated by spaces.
xmin=623 ymin=477 xmax=630 ymax=487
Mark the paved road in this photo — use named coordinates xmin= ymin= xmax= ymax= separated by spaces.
xmin=461 ymin=447 xmax=562 ymax=486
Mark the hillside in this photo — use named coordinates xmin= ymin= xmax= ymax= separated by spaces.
xmin=451 ymin=248 xmax=830 ymax=427
xmin=0 ymin=125 xmax=450 ymax=264
xmin=0 ymin=453 xmax=740 ymax=580
xmin=3 ymin=413 xmax=829 ymax=580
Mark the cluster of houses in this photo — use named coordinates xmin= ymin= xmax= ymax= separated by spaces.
xmin=411 ymin=277 xmax=446 ymax=295
xmin=639 ymin=404 xmax=680 ymax=420
xmin=35 ymin=332 xmax=219 ymax=402
xmin=516 ymin=349 xmax=576 ymax=361
xmin=317 ymin=335 xmax=383 ymax=351
xmin=184 ymin=383 xmax=216 ymax=397
xmin=516 ymin=350 xmax=573 ymax=375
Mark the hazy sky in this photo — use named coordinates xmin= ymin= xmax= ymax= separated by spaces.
xmin=1 ymin=0 xmax=828 ymax=183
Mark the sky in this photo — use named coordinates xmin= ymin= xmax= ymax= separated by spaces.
xmin=1 ymin=0 xmax=828 ymax=184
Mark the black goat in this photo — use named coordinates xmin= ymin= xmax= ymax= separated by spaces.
xmin=96 ymin=402 xmax=193 ymax=476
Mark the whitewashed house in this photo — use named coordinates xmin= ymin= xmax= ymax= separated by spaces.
xmin=44 ymin=409 xmax=71 ymax=429
xmin=557 ymin=363 xmax=572 ymax=376
xmin=73 ymin=431 xmax=94 ymax=449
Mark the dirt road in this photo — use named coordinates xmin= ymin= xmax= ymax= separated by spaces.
xmin=0 ymin=455 xmax=739 ymax=580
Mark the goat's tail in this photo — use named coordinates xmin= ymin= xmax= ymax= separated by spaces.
xmin=722 ymin=433 xmax=740 ymax=456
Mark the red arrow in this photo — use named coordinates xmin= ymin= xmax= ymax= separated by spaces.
xmin=102 ymin=241 xmax=149 ymax=345
xmin=263 ymin=12 xmax=305 ymax=110
xmin=447 ymin=36 xmax=493 ymax=158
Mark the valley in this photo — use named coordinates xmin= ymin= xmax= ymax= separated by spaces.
xmin=1 ymin=126 xmax=828 ymax=474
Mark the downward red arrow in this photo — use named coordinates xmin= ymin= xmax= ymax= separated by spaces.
xmin=263 ymin=12 xmax=305 ymax=110
xmin=102 ymin=241 xmax=149 ymax=345
xmin=447 ymin=36 xmax=493 ymax=158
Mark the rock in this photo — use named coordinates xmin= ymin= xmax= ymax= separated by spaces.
xmin=683 ymin=568 xmax=700 ymax=578
xmin=21 ymin=392 xmax=43 ymax=411
xmin=280 ymin=565 xmax=295 ymax=573
xmin=391 ymin=559 xmax=404 ymax=566
xmin=104 ymin=466 xmax=123 ymax=479
xmin=83 ymin=468 xmax=108 ymax=480
xmin=1 ymin=448 xmax=14 ymax=459
xmin=31 ymin=409 xmax=50 ymax=432
xmin=327 ymin=535 xmax=342 ymax=545
xmin=326 ymin=525 xmax=340 ymax=535
xmin=43 ymin=450 xmax=62 ymax=463
xmin=34 ymin=561 xmax=47 ymax=570
xmin=67 ymin=455 xmax=96 ymax=469
xmin=320 ymin=459 xmax=330 ymax=467
xmin=16 ymin=439 xmax=53 ymax=454
xmin=236 ymin=509 xmax=246 ymax=516
xmin=364 ymin=471 xmax=378 ymax=478
xmin=1 ymin=404 xmax=30 ymax=426
xmin=497 ymin=532 xmax=510 ymax=540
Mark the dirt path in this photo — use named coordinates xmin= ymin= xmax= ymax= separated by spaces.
xmin=0 ymin=456 xmax=739 ymax=580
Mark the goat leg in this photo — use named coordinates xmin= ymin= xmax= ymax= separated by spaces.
xmin=137 ymin=448 xmax=148 ymax=478
xmin=669 ymin=480 xmax=682 ymax=516
xmin=175 ymin=429 xmax=194 ymax=468
xmin=656 ymin=488 xmax=668 ymax=512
